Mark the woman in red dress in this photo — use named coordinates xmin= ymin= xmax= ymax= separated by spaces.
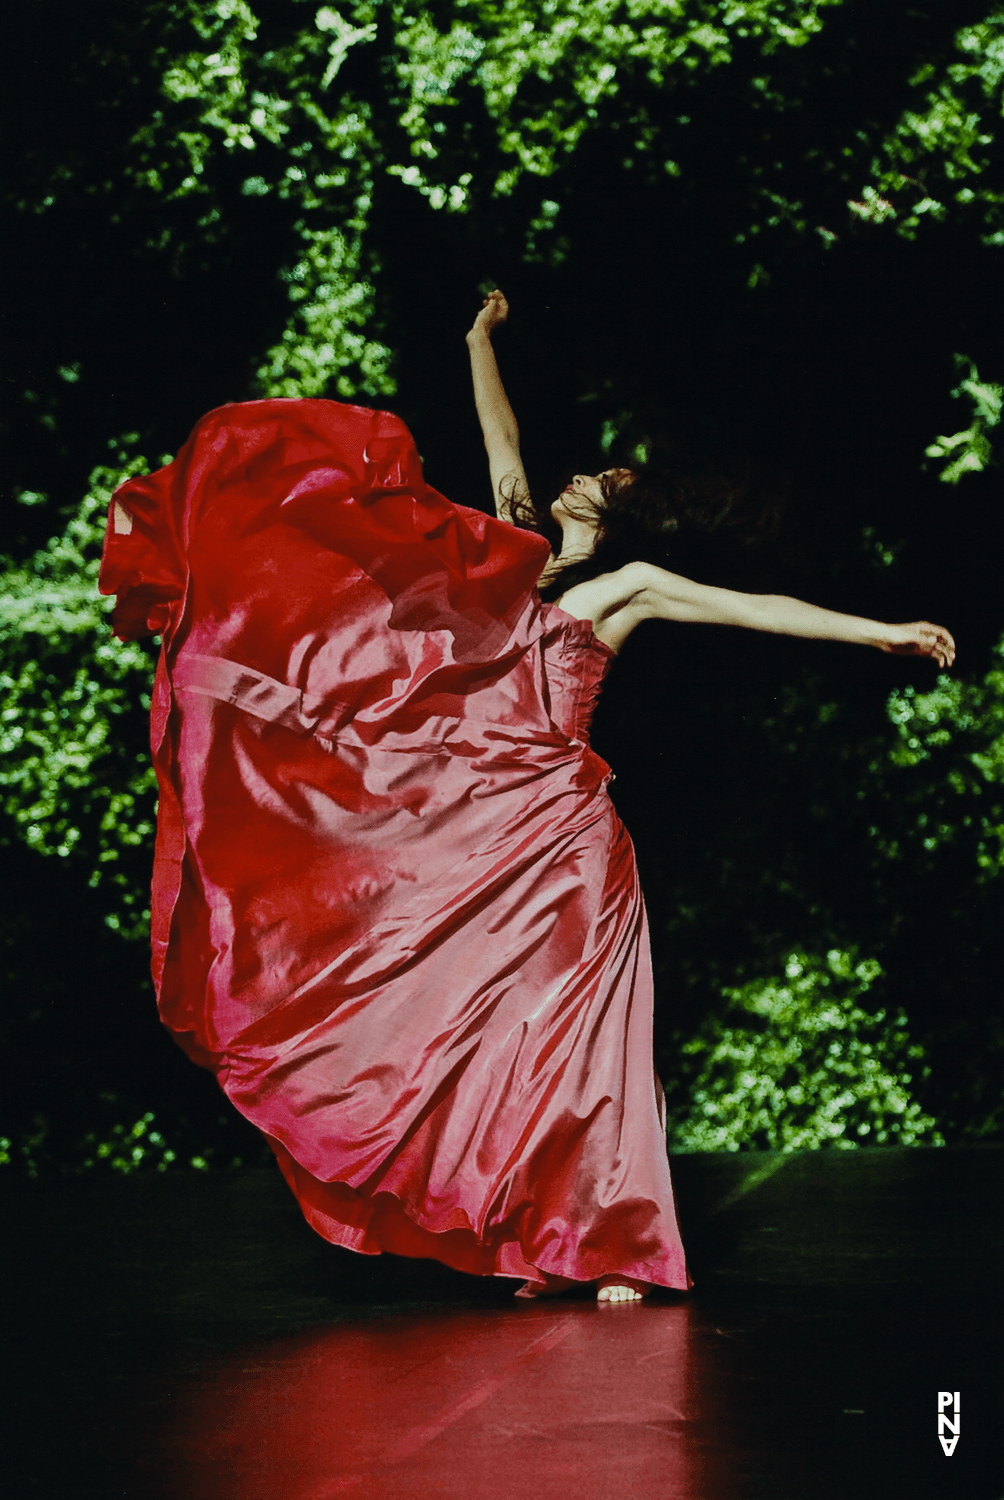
xmin=99 ymin=290 xmax=954 ymax=1304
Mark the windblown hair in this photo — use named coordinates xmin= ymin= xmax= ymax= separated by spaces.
xmin=509 ymin=444 xmax=785 ymax=602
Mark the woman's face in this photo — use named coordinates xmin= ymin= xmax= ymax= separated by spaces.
xmin=550 ymin=468 xmax=631 ymax=527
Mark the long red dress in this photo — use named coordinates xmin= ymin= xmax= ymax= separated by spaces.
xmin=99 ymin=398 xmax=690 ymax=1291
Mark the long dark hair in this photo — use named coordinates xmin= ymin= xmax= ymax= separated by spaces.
xmin=509 ymin=443 xmax=786 ymax=601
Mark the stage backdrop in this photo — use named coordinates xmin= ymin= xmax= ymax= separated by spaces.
xmin=2 ymin=0 xmax=1001 ymax=1175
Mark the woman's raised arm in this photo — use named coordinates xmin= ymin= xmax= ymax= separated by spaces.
xmin=578 ymin=561 xmax=956 ymax=666
xmin=466 ymin=290 xmax=529 ymax=523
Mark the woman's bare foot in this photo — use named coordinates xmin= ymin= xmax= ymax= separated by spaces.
xmin=596 ymin=1275 xmax=651 ymax=1304
xmin=516 ymin=1272 xmax=655 ymax=1301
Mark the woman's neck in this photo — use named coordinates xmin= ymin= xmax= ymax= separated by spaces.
xmin=540 ymin=519 xmax=598 ymax=586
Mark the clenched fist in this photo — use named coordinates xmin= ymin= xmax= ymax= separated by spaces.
xmin=467 ymin=288 xmax=509 ymax=341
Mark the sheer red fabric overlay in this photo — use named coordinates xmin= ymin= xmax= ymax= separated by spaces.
xmin=99 ymin=399 xmax=690 ymax=1290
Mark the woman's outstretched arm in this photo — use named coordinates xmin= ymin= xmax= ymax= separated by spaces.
xmin=627 ymin=562 xmax=955 ymax=665
xmin=566 ymin=561 xmax=956 ymax=666
xmin=466 ymin=290 xmax=529 ymax=522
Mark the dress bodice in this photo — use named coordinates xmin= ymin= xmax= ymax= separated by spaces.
xmin=540 ymin=602 xmax=614 ymax=745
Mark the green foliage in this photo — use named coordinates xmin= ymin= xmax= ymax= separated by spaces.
xmin=124 ymin=0 xmax=394 ymax=400
xmin=666 ymin=950 xmax=943 ymax=1152
xmin=118 ymin=1 xmax=861 ymax=399
xmin=739 ymin=638 xmax=1003 ymax=1142
xmin=386 ymin=0 xmax=1003 ymax=251
xmin=876 ymin=636 xmax=1004 ymax=881
xmin=257 ymin=220 xmax=394 ymax=398
xmin=19 ymin=0 xmax=999 ymax=427
xmin=851 ymin=8 xmax=1004 ymax=244
xmin=925 ymin=355 xmax=1003 ymax=485
xmin=0 ymin=455 xmax=158 ymax=939
xmin=388 ymin=0 xmax=842 ymax=196
xmin=0 ymin=1105 xmax=259 ymax=1179
xmin=0 ymin=1111 xmax=180 ymax=1178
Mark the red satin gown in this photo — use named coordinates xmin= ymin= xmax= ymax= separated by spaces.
xmin=98 ymin=398 xmax=691 ymax=1292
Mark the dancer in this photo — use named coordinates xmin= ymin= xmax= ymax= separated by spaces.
xmin=99 ymin=290 xmax=953 ymax=1307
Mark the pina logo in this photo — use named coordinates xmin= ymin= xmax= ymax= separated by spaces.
xmin=938 ymin=1391 xmax=960 ymax=1456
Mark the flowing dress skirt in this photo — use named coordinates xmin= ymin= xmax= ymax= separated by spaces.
xmin=99 ymin=398 xmax=690 ymax=1290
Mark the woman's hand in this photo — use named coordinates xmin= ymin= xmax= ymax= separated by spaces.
xmin=881 ymin=621 xmax=956 ymax=668
xmin=467 ymin=289 xmax=509 ymax=341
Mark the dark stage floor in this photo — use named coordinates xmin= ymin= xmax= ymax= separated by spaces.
xmin=5 ymin=1145 xmax=1002 ymax=1498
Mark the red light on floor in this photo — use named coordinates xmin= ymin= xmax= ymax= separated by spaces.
xmin=148 ymin=1300 xmax=710 ymax=1498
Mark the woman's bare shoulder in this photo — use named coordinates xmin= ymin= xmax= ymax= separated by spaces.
xmin=552 ymin=563 xmax=653 ymax=653
xmin=553 ymin=563 xmax=639 ymax=613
